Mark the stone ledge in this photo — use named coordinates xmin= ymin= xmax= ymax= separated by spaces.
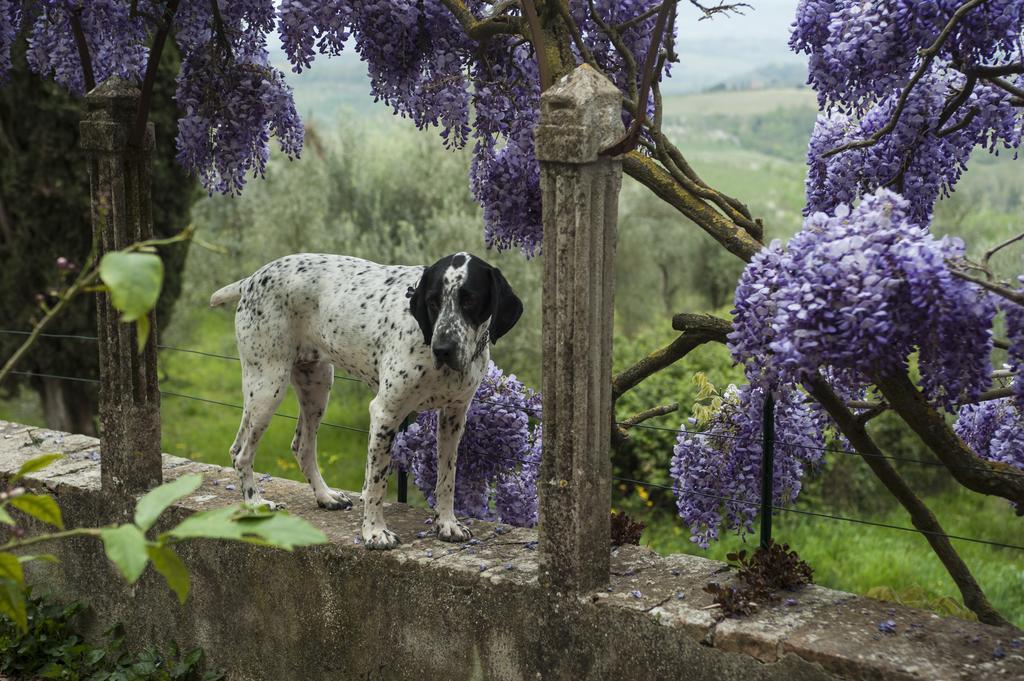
xmin=0 ymin=420 xmax=1020 ymax=681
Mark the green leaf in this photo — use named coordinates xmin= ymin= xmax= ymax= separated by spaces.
xmin=37 ymin=662 xmax=65 ymax=678
xmin=9 ymin=494 xmax=64 ymax=529
xmin=0 ymin=553 xmax=24 ymax=587
xmin=16 ymin=553 xmax=58 ymax=564
xmin=234 ymin=512 xmax=328 ymax=550
xmin=146 ymin=544 xmax=189 ymax=604
xmin=99 ymin=525 xmax=149 ymax=584
xmin=166 ymin=506 xmax=246 ymax=542
xmin=134 ymin=474 xmax=202 ymax=532
xmin=12 ymin=453 xmax=63 ymax=482
xmin=0 ymin=578 xmax=27 ymax=632
xmin=98 ymin=251 xmax=163 ymax=351
xmin=168 ymin=506 xmax=327 ymax=550
xmin=135 ymin=314 xmax=151 ymax=353
xmin=99 ymin=251 xmax=164 ymax=321
xmin=0 ymin=507 xmax=14 ymax=526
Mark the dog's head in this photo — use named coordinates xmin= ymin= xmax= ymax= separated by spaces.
xmin=409 ymin=252 xmax=523 ymax=372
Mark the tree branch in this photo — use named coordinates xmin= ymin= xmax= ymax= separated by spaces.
xmin=619 ymin=403 xmax=679 ymax=429
xmin=209 ymin=0 xmax=234 ymax=61
xmin=873 ymin=371 xmax=1024 ymax=511
xmin=687 ymin=0 xmax=750 ymax=20
xmin=949 ymin=266 xmax=1024 ymax=306
xmin=554 ymin=0 xmax=598 ymax=68
xmin=805 ymin=375 xmax=1011 ymax=627
xmin=985 ymin=75 xmax=1024 ymax=101
xmin=601 ymin=1 xmax=673 ymax=156
xmin=439 ymin=0 xmax=524 ymax=40
xmin=622 ymin=152 xmax=763 ymax=262
xmin=520 ymin=0 xmax=552 ymax=90
xmin=129 ymin=0 xmax=180 ymax=149
xmin=69 ymin=8 xmax=96 ymax=93
xmin=612 ymin=313 xmax=730 ymax=402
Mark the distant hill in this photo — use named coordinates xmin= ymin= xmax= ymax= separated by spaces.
xmin=704 ymin=63 xmax=809 ymax=92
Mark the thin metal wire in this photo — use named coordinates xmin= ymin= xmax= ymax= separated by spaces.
xmin=612 ymin=476 xmax=1024 ymax=552
xmin=8 ymin=370 xmax=369 ymax=434
xmin=625 ymin=419 xmax=1024 ymax=480
xmin=159 ymin=390 xmax=370 ymax=434
xmin=7 ymin=369 xmax=1024 ymax=551
xmin=7 ymin=330 xmax=1024 ymax=478
xmin=0 ymin=330 xmax=365 ymax=383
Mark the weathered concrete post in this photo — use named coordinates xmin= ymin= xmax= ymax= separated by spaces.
xmin=534 ymin=65 xmax=623 ymax=592
xmin=80 ymin=79 xmax=162 ymax=498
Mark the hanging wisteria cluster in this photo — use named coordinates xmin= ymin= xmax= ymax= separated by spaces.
xmin=805 ymin=70 xmax=1021 ymax=222
xmin=730 ymin=189 xmax=995 ymax=408
xmin=1006 ymin=277 xmax=1024 ymax=410
xmin=0 ymin=0 xmax=671 ymax=254
xmin=792 ymin=0 xmax=1024 ymax=221
xmin=954 ymin=397 xmax=1024 ymax=473
xmin=670 ymin=0 xmax=1024 ymax=547
xmin=671 ymin=186 xmax=1015 ymax=544
xmin=669 ymin=384 xmax=826 ymax=548
xmin=390 ymin=362 xmax=542 ymax=527
xmin=1 ymin=0 xmax=303 ymax=195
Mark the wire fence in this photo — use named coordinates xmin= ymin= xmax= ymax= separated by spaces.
xmin=2 ymin=328 xmax=1023 ymax=555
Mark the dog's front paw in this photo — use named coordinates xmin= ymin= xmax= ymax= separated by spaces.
xmin=436 ymin=518 xmax=472 ymax=543
xmin=317 ymin=490 xmax=353 ymax=510
xmin=362 ymin=527 xmax=400 ymax=550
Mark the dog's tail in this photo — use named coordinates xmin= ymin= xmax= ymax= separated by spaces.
xmin=209 ymin=279 xmax=246 ymax=308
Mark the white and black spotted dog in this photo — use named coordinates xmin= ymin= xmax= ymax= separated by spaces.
xmin=209 ymin=252 xmax=523 ymax=549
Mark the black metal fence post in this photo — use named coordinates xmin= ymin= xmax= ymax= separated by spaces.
xmin=760 ymin=392 xmax=776 ymax=549
xmin=397 ymin=415 xmax=410 ymax=503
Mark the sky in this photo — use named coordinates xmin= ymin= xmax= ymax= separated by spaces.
xmin=670 ymin=0 xmax=804 ymax=90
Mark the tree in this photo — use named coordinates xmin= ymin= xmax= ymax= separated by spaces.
xmin=2 ymin=0 xmax=1021 ymax=625
xmin=0 ymin=37 xmax=196 ymax=434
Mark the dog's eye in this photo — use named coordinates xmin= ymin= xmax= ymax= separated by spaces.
xmin=461 ymin=293 xmax=477 ymax=308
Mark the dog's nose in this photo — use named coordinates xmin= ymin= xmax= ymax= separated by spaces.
xmin=433 ymin=342 xmax=456 ymax=367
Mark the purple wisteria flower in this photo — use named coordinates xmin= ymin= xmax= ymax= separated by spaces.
xmin=1005 ymin=277 xmax=1024 ymax=411
xmin=954 ymin=398 xmax=1024 ymax=473
xmin=791 ymin=0 xmax=1024 ymax=111
xmin=3 ymin=1 xmax=685 ymax=253
xmin=25 ymin=0 xmax=150 ymax=95
xmin=730 ymin=189 xmax=995 ymax=409
xmin=669 ymin=383 xmax=826 ymax=548
xmin=0 ymin=0 xmax=22 ymax=84
xmin=804 ymin=71 xmax=1022 ymax=223
xmin=391 ymin=361 xmax=541 ymax=527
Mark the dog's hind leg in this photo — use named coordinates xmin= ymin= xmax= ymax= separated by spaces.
xmin=291 ymin=361 xmax=352 ymax=510
xmin=232 ymin=360 xmax=291 ymax=510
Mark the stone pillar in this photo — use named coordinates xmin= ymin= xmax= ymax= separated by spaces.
xmin=535 ymin=65 xmax=623 ymax=592
xmin=80 ymin=78 xmax=162 ymax=498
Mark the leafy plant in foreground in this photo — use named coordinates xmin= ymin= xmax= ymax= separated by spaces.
xmin=0 ymin=595 xmax=224 ymax=680
xmin=0 ymin=454 xmax=327 ymax=632
xmin=704 ymin=540 xmax=813 ymax=618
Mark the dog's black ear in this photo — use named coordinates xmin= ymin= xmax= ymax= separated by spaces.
xmin=409 ymin=265 xmax=437 ymax=346
xmin=488 ymin=266 xmax=523 ymax=344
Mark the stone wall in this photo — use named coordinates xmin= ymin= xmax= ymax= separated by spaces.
xmin=1 ymin=420 xmax=1020 ymax=681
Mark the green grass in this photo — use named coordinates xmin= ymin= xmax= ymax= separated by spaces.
xmin=159 ymin=312 xmax=376 ymax=495
xmin=622 ymin=486 xmax=1024 ymax=628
